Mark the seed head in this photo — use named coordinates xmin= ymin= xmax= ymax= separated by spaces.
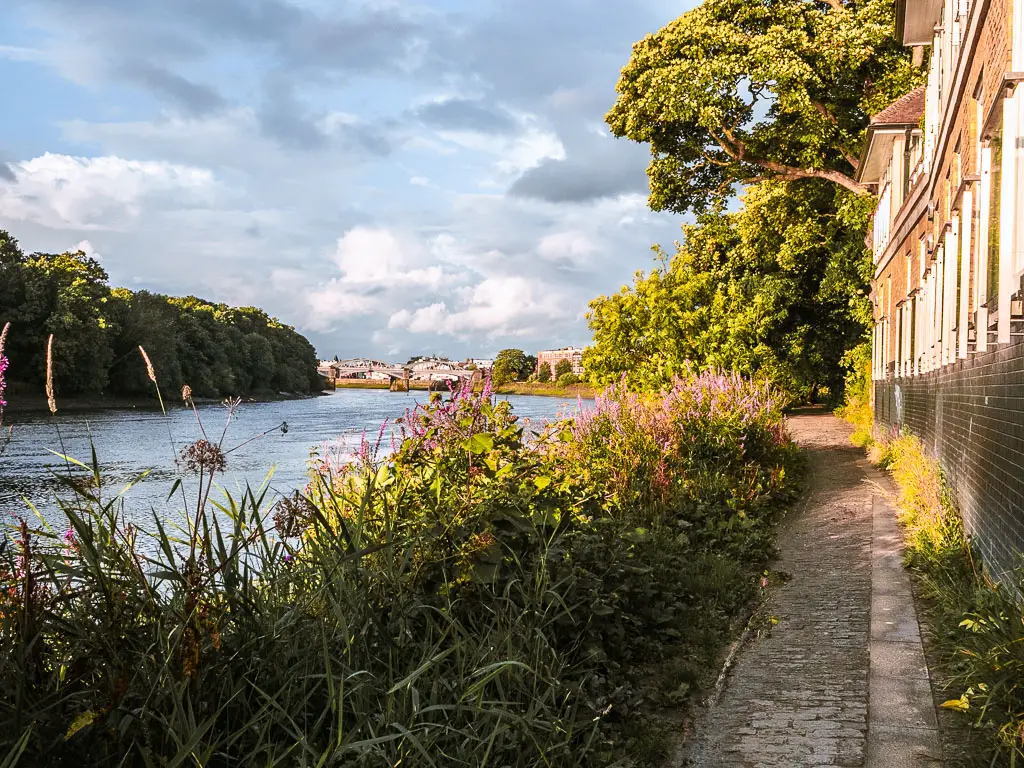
xmin=138 ymin=346 xmax=156 ymax=383
xmin=178 ymin=439 xmax=227 ymax=475
xmin=273 ymin=491 xmax=315 ymax=538
xmin=181 ymin=384 xmax=192 ymax=402
xmin=45 ymin=334 xmax=56 ymax=415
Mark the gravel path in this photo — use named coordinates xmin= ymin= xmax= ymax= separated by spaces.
xmin=675 ymin=411 xmax=942 ymax=767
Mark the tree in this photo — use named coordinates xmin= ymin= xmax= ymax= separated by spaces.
xmin=606 ymin=0 xmax=923 ymax=213
xmin=537 ymin=362 xmax=552 ymax=383
xmin=584 ymin=180 xmax=874 ymax=401
xmin=0 ymin=228 xmax=322 ymax=400
xmin=492 ymin=349 xmax=528 ymax=386
xmin=556 ymin=372 xmax=581 ymax=388
xmin=521 ymin=355 xmax=538 ymax=380
xmin=554 ymin=359 xmax=574 ymax=379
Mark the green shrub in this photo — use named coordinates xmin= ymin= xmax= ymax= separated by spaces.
xmin=557 ymin=372 xmax=581 ymax=387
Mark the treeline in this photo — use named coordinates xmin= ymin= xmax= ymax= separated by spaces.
xmin=0 ymin=230 xmax=321 ymax=399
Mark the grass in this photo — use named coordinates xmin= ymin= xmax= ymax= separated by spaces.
xmin=329 ymin=378 xmax=391 ymax=389
xmin=493 ymin=381 xmax=597 ymax=399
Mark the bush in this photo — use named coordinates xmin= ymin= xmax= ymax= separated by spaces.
xmin=0 ymin=371 xmax=800 ymax=766
xmin=557 ymin=372 xmax=581 ymax=387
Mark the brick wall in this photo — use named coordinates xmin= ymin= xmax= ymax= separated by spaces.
xmin=874 ymin=339 xmax=1024 ymax=582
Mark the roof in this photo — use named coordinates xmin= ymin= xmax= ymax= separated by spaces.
xmin=870 ymin=86 xmax=926 ymax=126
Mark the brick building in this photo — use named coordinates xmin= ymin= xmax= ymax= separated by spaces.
xmin=537 ymin=347 xmax=585 ymax=377
xmin=865 ymin=0 xmax=1024 ymax=579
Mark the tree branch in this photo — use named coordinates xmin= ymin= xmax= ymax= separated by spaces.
xmin=709 ymin=127 xmax=870 ymax=196
xmin=809 ymin=100 xmax=860 ymax=170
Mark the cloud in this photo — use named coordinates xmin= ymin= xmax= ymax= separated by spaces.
xmin=119 ymin=61 xmax=227 ymax=117
xmin=0 ymin=44 xmax=44 ymax=62
xmin=0 ymin=152 xmax=218 ymax=230
xmin=0 ymin=149 xmax=15 ymax=182
xmin=388 ymin=276 xmax=573 ymax=339
xmin=413 ymin=98 xmax=516 ymax=134
xmin=508 ymin=142 xmax=651 ymax=203
xmin=72 ymin=239 xmax=102 ymax=260
xmin=304 ymin=227 xmax=462 ymax=332
xmin=258 ymin=76 xmax=328 ymax=151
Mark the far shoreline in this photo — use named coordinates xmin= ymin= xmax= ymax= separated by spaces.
xmin=1 ymin=389 xmax=328 ymax=416
xmin=332 ymin=379 xmax=596 ymax=399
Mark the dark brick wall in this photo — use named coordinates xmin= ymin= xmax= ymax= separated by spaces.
xmin=874 ymin=342 xmax=1024 ymax=583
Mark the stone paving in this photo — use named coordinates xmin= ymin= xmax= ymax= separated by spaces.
xmin=675 ymin=412 xmax=941 ymax=767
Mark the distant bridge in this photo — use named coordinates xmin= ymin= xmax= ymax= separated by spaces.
xmin=332 ymin=366 xmax=476 ymax=381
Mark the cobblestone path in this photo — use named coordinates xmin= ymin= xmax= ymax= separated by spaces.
xmin=676 ymin=411 xmax=941 ymax=767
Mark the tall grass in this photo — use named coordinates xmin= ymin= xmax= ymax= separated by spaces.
xmin=0 ymin=348 xmax=799 ymax=766
xmin=862 ymin=431 xmax=1024 ymax=767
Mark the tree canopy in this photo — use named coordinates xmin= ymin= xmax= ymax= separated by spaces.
xmin=589 ymin=0 xmax=924 ymax=401
xmin=492 ymin=349 xmax=533 ymax=387
xmin=585 ymin=180 xmax=874 ymax=401
xmin=606 ymin=0 xmax=923 ymax=213
xmin=0 ymin=230 xmax=322 ymax=400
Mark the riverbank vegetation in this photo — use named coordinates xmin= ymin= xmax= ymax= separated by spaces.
xmin=845 ymin=408 xmax=1024 ymax=766
xmin=492 ymin=381 xmax=596 ymax=399
xmin=0 ymin=229 xmax=321 ymax=400
xmin=0 ymin=365 xmax=799 ymax=766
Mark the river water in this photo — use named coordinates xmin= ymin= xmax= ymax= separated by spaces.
xmin=0 ymin=390 xmax=580 ymax=533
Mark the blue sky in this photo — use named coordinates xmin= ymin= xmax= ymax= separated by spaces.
xmin=0 ymin=0 xmax=691 ymax=360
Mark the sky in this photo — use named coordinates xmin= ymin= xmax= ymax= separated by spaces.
xmin=0 ymin=0 xmax=692 ymax=361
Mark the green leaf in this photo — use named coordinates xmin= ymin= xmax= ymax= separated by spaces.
xmin=466 ymin=433 xmax=494 ymax=455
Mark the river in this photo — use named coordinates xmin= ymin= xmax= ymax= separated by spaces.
xmin=0 ymin=389 xmax=581 ymax=533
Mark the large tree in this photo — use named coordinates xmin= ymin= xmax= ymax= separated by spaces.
xmin=492 ymin=349 xmax=529 ymax=387
xmin=585 ymin=180 xmax=874 ymax=400
xmin=606 ymin=0 xmax=922 ymax=213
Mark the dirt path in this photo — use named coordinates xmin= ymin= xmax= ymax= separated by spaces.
xmin=674 ymin=411 xmax=942 ymax=767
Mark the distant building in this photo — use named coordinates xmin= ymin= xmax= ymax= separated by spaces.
xmin=337 ymin=358 xmax=392 ymax=369
xmin=469 ymin=358 xmax=494 ymax=370
xmin=537 ymin=346 xmax=584 ymax=377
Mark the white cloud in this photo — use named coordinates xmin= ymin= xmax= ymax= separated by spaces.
xmin=0 ymin=45 xmax=44 ymax=62
xmin=328 ymin=226 xmax=445 ymax=288
xmin=388 ymin=301 xmax=447 ymax=332
xmin=0 ymin=152 xmax=217 ymax=230
xmin=305 ymin=226 xmax=465 ymax=332
xmin=434 ymin=123 xmax=565 ymax=178
xmin=72 ymin=239 xmax=102 ymax=260
xmin=537 ymin=231 xmax=596 ymax=267
xmin=305 ymin=280 xmax=376 ymax=331
xmin=389 ymin=276 xmax=572 ymax=339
